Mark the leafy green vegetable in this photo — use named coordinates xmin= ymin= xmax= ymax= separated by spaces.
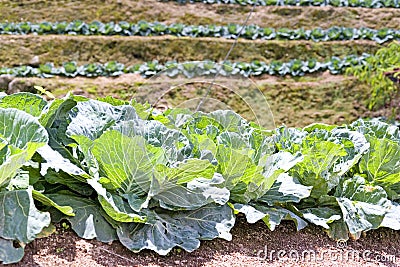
xmin=0 ymin=188 xmax=50 ymax=244
xmin=162 ymin=0 xmax=398 ymax=8
xmin=32 ymin=189 xmax=75 ymax=216
xmin=3 ymin=21 xmax=398 ymax=43
xmin=301 ymin=207 xmax=341 ymax=229
xmin=335 ymin=176 xmax=390 ymax=235
xmin=0 ymin=108 xmax=48 ymax=188
xmin=258 ymin=173 xmax=312 ymax=205
xmin=0 ymin=92 xmax=400 ymax=264
xmin=47 ymin=194 xmax=118 ymax=242
xmin=359 ymin=136 xmax=400 ymax=187
xmin=0 ymin=93 xmax=46 ymax=117
xmin=0 ymin=238 xmax=24 ymax=264
xmin=117 ymin=204 xmax=234 ymax=255
xmin=0 ymin=55 xmax=370 ymax=79
xmin=234 ymin=203 xmax=308 ymax=231
xmin=67 ymin=100 xmax=138 ymax=141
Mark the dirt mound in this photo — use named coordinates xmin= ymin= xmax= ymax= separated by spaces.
xmin=11 ymin=217 xmax=400 ymax=267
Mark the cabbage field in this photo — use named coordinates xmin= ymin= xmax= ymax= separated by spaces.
xmin=0 ymin=92 xmax=399 ymax=264
xmin=0 ymin=0 xmax=400 ymax=265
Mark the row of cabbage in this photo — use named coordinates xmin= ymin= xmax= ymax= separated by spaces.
xmin=1 ymin=92 xmax=400 ymax=264
xmin=0 ymin=21 xmax=398 ymax=44
xmin=0 ymin=54 xmax=369 ymax=79
xmin=161 ymin=0 xmax=400 ymax=8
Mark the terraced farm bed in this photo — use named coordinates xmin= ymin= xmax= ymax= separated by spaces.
xmin=2 ymin=0 xmax=400 ymax=29
xmin=0 ymin=35 xmax=380 ymax=66
xmin=4 ymin=74 xmax=369 ymax=127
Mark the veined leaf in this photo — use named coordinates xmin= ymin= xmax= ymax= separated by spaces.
xmin=216 ymin=145 xmax=262 ymax=202
xmin=330 ymin=128 xmax=370 ymax=175
xmin=47 ymin=193 xmax=118 ymax=242
xmin=301 ymin=207 xmax=341 ymax=229
xmin=91 ymin=130 xmax=158 ymax=193
xmin=0 ymin=187 xmax=50 ymax=244
xmin=89 ymin=184 xmax=146 ymax=223
xmin=39 ymin=94 xmax=85 ymax=167
xmin=335 ymin=176 xmax=390 ymax=236
xmin=43 ymin=168 xmax=93 ymax=196
xmin=218 ymin=144 xmax=302 ymax=203
xmin=381 ymin=201 xmax=400 ymax=230
xmin=159 ymin=158 xmax=216 ymax=185
xmin=39 ymin=94 xmax=81 ymax=129
xmin=359 ymin=136 xmax=400 ymax=186
xmin=0 ymin=149 xmax=29 ymax=189
xmin=233 ymin=203 xmax=307 ymax=231
xmin=67 ymin=100 xmax=138 ymax=141
xmin=92 ymin=129 xmax=227 ymax=212
xmin=112 ymin=119 xmax=192 ymax=163
xmin=350 ymin=118 xmax=400 ymax=141
xmin=37 ymin=144 xmax=89 ymax=179
xmin=188 ymin=133 xmax=217 ymax=159
xmin=0 ymin=108 xmax=48 ymax=154
xmin=149 ymin=170 xmax=230 ymax=210
xmin=0 ymin=93 xmax=46 ymax=117
xmin=0 ymin=108 xmax=48 ymax=188
xmin=32 ymin=189 xmax=75 ymax=216
xmin=289 ymin=140 xmax=347 ymax=198
xmin=258 ymin=173 xmax=312 ymax=205
xmin=217 ymin=132 xmax=248 ymax=150
xmin=274 ymin=126 xmax=307 ymax=153
xmin=208 ymin=110 xmax=249 ymax=132
xmin=117 ymin=204 xmax=234 ymax=255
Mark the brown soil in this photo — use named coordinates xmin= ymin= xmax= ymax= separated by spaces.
xmin=8 ymin=217 xmax=400 ymax=267
xmin=1 ymin=0 xmax=400 ymax=30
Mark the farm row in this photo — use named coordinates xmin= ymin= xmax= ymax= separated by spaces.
xmin=0 ymin=54 xmax=370 ymax=78
xmin=5 ymin=74 xmax=369 ymax=127
xmin=0 ymin=21 xmax=398 ymax=44
xmin=1 ymin=1 xmax=399 ymax=30
xmin=0 ymin=93 xmax=399 ymax=264
xmin=162 ymin=0 xmax=400 ymax=8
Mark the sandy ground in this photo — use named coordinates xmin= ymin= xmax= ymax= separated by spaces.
xmin=8 ymin=216 xmax=400 ymax=267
